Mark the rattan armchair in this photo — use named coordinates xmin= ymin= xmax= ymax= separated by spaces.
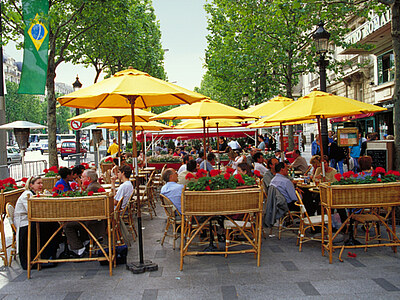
xmin=5 ymin=203 xmax=17 ymax=266
xmin=160 ymin=194 xmax=182 ymax=250
xmin=295 ymin=191 xmax=328 ymax=252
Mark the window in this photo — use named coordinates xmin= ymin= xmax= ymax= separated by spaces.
xmin=378 ymin=50 xmax=395 ymax=84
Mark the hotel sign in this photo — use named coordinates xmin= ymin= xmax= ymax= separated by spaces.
xmin=345 ymin=10 xmax=391 ymax=44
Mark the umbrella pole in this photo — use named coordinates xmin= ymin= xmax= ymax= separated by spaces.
xmin=207 ymin=127 xmax=210 ymax=151
xmin=126 ymin=96 xmax=158 ymax=274
xmin=280 ymin=123 xmax=285 ymax=162
xmin=144 ymin=131 xmax=147 ymax=167
xmin=216 ymin=123 xmax=220 ymax=170
xmin=115 ymin=117 xmax=122 ymax=160
xmin=202 ymin=117 xmax=207 ymax=163
xmin=317 ymin=116 xmax=326 ymax=179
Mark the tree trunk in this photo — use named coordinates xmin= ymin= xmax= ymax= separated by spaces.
xmin=286 ymin=69 xmax=294 ymax=151
xmin=47 ymin=31 xmax=58 ymax=168
xmin=392 ymin=1 xmax=400 ymax=170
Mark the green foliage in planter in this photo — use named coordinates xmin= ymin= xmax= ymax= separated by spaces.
xmin=167 ymin=140 xmax=175 ymax=150
xmin=332 ymin=168 xmax=400 ymax=185
xmin=148 ymin=155 xmax=182 ymax=163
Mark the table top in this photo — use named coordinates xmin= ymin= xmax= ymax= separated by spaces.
xmin=296 ymin=182 xmax=317 ymax=189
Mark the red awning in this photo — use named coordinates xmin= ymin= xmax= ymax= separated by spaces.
xmin=330 ymin=113 xmax=374 ymax=123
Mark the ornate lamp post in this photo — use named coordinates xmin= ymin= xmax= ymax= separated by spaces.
xmin=313 ymin=21 xmax=330 ymax=156
xmin=72 ymin=75 xmax=82 ymax=162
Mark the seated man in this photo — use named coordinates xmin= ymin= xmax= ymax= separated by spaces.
xmin=253 ymin=152 xmax=268 ymax=176
xmin=200 ymin=152 xmax=216 ymax=172
xmin=111 ymin=165 xmax=134 ymax=209
xmin=246 ymin=147 xmax=257 ymax=170
xmin=178 ymin=159 xmax=197 ymax=185
xmin=82 ymin=169 xmax=102 ymax=192
xmin=161 ymin=168 xmax=184 ymax=213
xmin=290 ymin=150 xmax=308 ymax=173
xmin=263 ymin=157 xmax=279 ymax=189
xmin=270 ymin=162 xmax=298 ymax=211
xmin=55 ymin=167 xmax=73 ymax=193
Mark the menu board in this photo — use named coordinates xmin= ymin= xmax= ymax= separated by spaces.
xmin=366 ymin=149 xmax=387 ymax=170
xmin=337 ymin=128 xmax=359 ymax=147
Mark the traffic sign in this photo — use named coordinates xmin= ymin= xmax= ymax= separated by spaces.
xmin=70 ymin=120 xmax=82 ymax=131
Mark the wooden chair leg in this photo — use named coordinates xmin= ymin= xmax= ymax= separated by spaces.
xmin=0 ymin=218 xmax=8 ymax=266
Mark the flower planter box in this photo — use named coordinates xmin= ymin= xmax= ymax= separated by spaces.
xmin=320 ymin=182 xmax=400 ymax=263
xmin=100 ymin=163 xmax=113 ymax=174
xmin=27 ymin=194 xmax=115 ymax=278
xmin=147 ymin=162 xmax=181 ymax=170
xmin=42 ymin=177 xmax=59 ymax=193
xmin=180 ymin=187 xmax=263 ymax=270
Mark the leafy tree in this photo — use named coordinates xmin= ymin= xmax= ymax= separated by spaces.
xmin=4 ymin=81 xmax=43 ymax=123
xmin=2 ymin=0 xmax=164 ymax=167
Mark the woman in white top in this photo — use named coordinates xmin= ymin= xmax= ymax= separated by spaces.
xmin=14 ymin=176 xmax=59 ymax=269
xmin=111 ymin=165 xmax=134 ymax=209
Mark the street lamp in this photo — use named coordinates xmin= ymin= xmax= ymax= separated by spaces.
xmin=72 ymin=75 xmax=82 ymax=162
xmin=313 ymin=21 xmax=330 ymax=156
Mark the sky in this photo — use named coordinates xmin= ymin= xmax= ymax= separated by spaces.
xmin=4 ymin=0 xmax=208 ymax=91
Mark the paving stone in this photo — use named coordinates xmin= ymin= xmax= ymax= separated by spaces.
xmin=64 ymin=292 xmax=82 ymax=300
xmin=149 ymin=267 xmax=163 ymax=278
xmin=372 ymin=278 xmax=400 ymax=292
xmin=221 ymin=285 xmax=238 ymax=300
xmin=154 ymin=250 xmax=167 ymax=259
xmin=142 ymin=289 xmax=158 ymax=300
xmin=297 ymin=281 xmax=320 ymax=296
xmin=345 ymin=258 xmax=367 ymax=268
xmin=281 ymin=260 xmax=299 ymax=271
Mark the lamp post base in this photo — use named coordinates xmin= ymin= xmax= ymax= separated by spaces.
xmin=126 ymin=260 xmax=158 ymax=274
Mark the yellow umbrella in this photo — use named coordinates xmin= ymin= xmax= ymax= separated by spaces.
xmin=247 ymin=119 xmax=317 ymax=128
xmin=68 ymin=108 xmax=156 ymax=157
xmin=265 ymin=90 xmax=386 ymax=176
xmin=174 ymin=119 xmax=241 ymax=129
xmin=58 ymin=67 xmax=207 ymax=271
xmin=244 ymin=95 xmax=294 ymax=117
xmin=98 ymin=121 xmax=170 ymax=131
xmin=151 ymin=99 xmax=255 ymax=157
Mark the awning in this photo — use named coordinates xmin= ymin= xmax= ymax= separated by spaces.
xmin=136 ymin=126 xmax=256 ymax=142
xmin=330 ymin=113 xmax=374 ymax=123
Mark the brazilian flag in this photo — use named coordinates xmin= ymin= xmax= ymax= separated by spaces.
xmin=18 ymin=0 xmax=49 ymax=95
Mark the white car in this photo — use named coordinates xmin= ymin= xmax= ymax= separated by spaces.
xmin=7 ymin=147 xmax=22 ymax=164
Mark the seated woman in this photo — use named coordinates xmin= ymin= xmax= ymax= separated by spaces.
xmin=14 ymin=176 xmax=60 ymax=270
xmin=308 ymin=155 xmax=321 ymax=180
xmin=314 ymin=155 xmax=338 ymax=183
xmin=357 ymin=155 xmax=373 ymax=179
xmin=227 ymin=150 xmax=244 ymax=171
xmin=237 ymin=162 xmax=253 ymax=177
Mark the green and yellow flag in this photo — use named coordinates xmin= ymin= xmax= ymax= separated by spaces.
xmin=18 ymin=0 xmax=49 ymax=95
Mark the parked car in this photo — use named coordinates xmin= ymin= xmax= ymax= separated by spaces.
xmin=60 ymin=141 xmax=87 ymax=160
xmin=7 ymin=147 xmax=22 ymax=164
xmin=39 ymin=140 xmax=48 ymax=155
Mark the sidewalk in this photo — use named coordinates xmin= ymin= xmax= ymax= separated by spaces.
xmin=0 ymin=199 xmax=399 ymax=299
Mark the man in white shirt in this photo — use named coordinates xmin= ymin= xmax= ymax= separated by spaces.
xmin=253 ymin=152 xmax=268 ymax=176
xmin=228 ymin=138 xmax=241 ymax=150
xmin=177 ymin=155 xmax=192 ymax=174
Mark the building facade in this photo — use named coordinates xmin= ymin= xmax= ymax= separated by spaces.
xmin=301 ymin=10 xmax=394 ymax=140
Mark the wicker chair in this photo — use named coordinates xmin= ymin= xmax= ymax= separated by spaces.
xmin=160 ymin=194 xmax=182 ymax=250
xmin=5 ymin=203 xmax=17 ymax=266
xmin=132 ymin=171 xmax=157 ymax=219
xmin=224 ymin=213 xmax=256 ymax=257
xmin=295 ymin=191 xmax=328 ymax=252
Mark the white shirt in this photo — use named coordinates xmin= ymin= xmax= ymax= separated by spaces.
xmin=14 ymin=190 xmax=33 ymax=229
xmin=228 ymin=140 xmax=240 ymax=150
xmin=254 ymin=162 xmax=268 ymax=176
xmin=177 ymin=164 xmax=187 ymax=175
xmin=115 ymin=180 xmax=134 ymax=209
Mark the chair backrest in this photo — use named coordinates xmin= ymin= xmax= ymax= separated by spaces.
xmin=295 ymin=191 xmax=315 ymax=230
xmin=160 ymin=194 xmax=181 ymax=218
xmin=6 ymin=203 xmax=16 ymax=231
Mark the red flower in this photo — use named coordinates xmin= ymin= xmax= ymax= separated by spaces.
xmin=375 ymin=167 xmax=386 ymax=174
xmin=43 ymin=168 xmax=49 ymax=173
xmin=70 ymin=182 xmax=78 ymax=190
xmin=83 ymin=180 xmax=91 ymax=186
xmin=70 ymin=165 xmax=74 ymax=169
xmin=52 ymin=187 xmax=57 ymax=192
xmin=210 ymin=169 xmax=221 ymax=177
xmin=0 ymin=185 xmax=5 ymax=190
xmin=377 ymin=178 xmax=382 ymax=182
xmin=56 ymin=184 xmax=64 ymax=191
xmin=13 ymin=186 xmax=18 ymax=189
xmin=342 ymin=171 xmax=351 ymax=179
xmin=52 ymin=193 xmax=58 ymax=197
xmin=98 ymin=187 xmax=105 ymax=193
xmin=88 ymin=191 xmax=94 ymax=196
xmin=234 ymin=173 xmax=245 ymax=184
xmin=334 ymin=173 xmax=342 ymax=181
xmin=81 ymin=163 xmax=89 ymax=169
xmin=196 ymin=169 xmax=207 ymax=178
xmin=253 ymin=170 xmax=261 ymax=177
xmin=49 ymin=166 xmax=59 ymax=173
xmin=35 ymin=194 xmax=40 ymax=197
xmin=224 ymin=172 xmax=231 ymax=180
xmin=205 ymin=186 xmax=211 ymax=191
xmin=21 ymin=177 xmax=28 ymax=183
xmin=185 ymin=173 xmax=195 ymax=180
xmin=387 ymin=170 xmax=400 ymax=176
xmin=226 ymin=167 xmax=235 ymax=174
xmin=352 ymin=173 xmax=358 ymax=178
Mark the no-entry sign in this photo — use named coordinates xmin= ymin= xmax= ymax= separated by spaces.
xmin=70 ymin=120 xmax=82 ymax=131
